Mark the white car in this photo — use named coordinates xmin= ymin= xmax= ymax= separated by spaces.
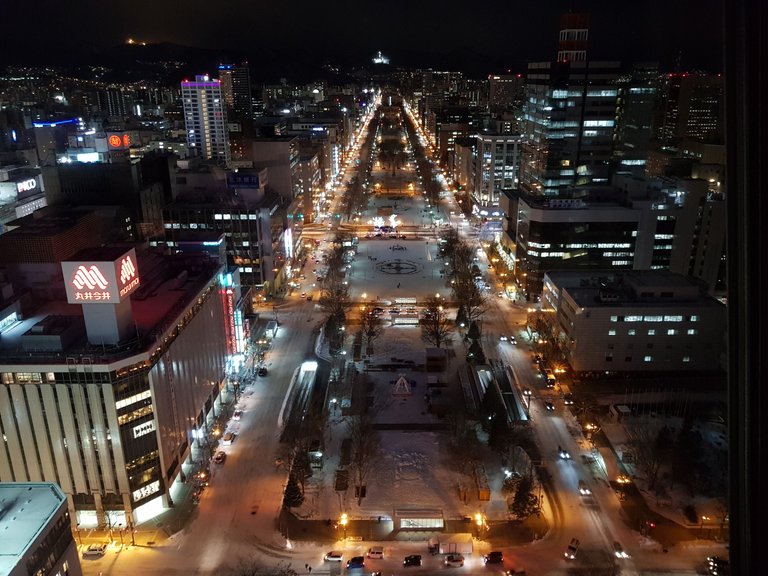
xmin=444 ymin=554 xmax=465 ymax=567
xmin=367 ymin=546 xmax=384 ymax=559
xmin=324 ymin=551 xmax=344 ymax=562
xmin=232 ymin=410 xmax=243 ymax=420
xmin=82 ymin=543 xmax=108 ymax=557
xmin=564 ymin=537 xmax=580 ymax=560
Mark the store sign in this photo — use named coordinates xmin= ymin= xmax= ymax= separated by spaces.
xmin=107 ymin=133 xmax=131 ymax=149
xmin=132 ymin=480 xmax=160 ymax=502
xmin=226 ymin=172 xmax=261 ymax=189
xmin=16 ymin=178 xmax=37 ymax=193
xmin=61 ymin=248 xmax=141 ymax=304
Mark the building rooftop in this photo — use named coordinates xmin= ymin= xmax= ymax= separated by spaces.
xmin=545 ymin=270 xmax=722 ymax=309
xmin=0 ymin=247 xmax=222 ymax=366
xmin=0 ymin=483 xmax=68 ymax=576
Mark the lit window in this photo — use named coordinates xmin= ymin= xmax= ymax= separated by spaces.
xmin=683 ymin=356 xmax=691 ymax=362
xmin=608 ymin=330 xmax=616 ymax=336
xmin=667 ymin=329 xmax=677 ymax=335
xmin=628 ymin=329 xmax=636 ymax=336
xmin=687 ymin=329 xmax=698 ymax=335
xmin=644 ymin=356 xmax=653 ymax=362
xmin=610 ymin=315 xmax=618 ymax=322
xmin=648 ymin=329 xmax=656 ymax=336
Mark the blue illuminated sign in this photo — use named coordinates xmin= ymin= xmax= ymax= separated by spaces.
xmin=32 ymin=118 xmax=78 ymax=128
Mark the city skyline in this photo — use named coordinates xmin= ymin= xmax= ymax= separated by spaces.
xmin=1 ymin=0 xmax=723 ymax=77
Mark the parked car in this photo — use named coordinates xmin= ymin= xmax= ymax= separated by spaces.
xmin=403 ymin=554 xmax=422 ymax=567
xmin=257 ymin=366 xmax=268 ymax=377
xmin=213 ymin=451 xmax=226 ymax=464
xmin=484 ymin=551 xmax=504 ymax=564
xmin=324 ymin=551 xmax=343 ymax=562
xmin=232 ymin=410 xmax=243 ymax=420
xmin=444 ymin=554 xmax=465 ymax=567
xmin=564 ymin=538 xmax=580 ymax=560
xmin=346 ymin=556 xmax=365 ymax=569
xmin=82 ymin=543 xmax=108 ymax=557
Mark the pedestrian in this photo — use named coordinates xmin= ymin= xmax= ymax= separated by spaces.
xmin=305 ymin=564 xmax=309 ymax=571
xmin=308 ymin=567 xmax=312 ymax=574
xmin=397 ymin=283 xmax=400 ymax=288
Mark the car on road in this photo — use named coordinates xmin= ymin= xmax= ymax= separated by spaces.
xmin=232 ymin=409 xmax=243 ymax=420
xmin=257 ymin=366 xmax=268 ymax=377
xmin=564 ymin=538 xmax=580 ymax=560
xmin=306 ymin=295 xmax=313 ymax=301
xmin=213 ymin=451 xmax=226 ymax=464
xmin=366 ymin=546 xmax=384 ymax=559
xmin=563 ymin=393 xmax=574 ymax=405
xmin=300 ymin=292 xmax=307 ymax=298
xmin=578 ymin=479 xmax=591 ymax=495
xmin=613 ymin=541 xmax=629 ymax=558
xmin=544 ymin=401 xmax=555 ymax=411
xmin=346 ymin=556 xmax=365 ymax=569
xmin=484 ymin=551 xmax=504 ymax=564
xmin=707 ymin=556 xmax=730 ymax=575
xmin=558 ymin=446 xmax=571 ymax=459
xmin=82 ymin=543 xmax=108 ymax=557
xmin=523 ymin=387 xmax=533 ymax=397
xmin=403 ymin=554 xmax=422 ymax=567
xmin=222 ymin=431 xmax=235 ymax=445
xmin=510 ymin=335 xmax=517 ymax=344
xmin=499 ymin=335 xmax=508 ymax=341
xmin=444 ymin=554 xmax=465 ymax=567
xmin=324 ymin=551 xmax=344 ymax=562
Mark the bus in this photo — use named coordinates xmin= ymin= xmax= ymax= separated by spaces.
xmin=266 ymin=320 xmax=278 ymax=339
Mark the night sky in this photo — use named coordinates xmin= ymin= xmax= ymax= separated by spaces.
xmin=3 ymin=0 xmax=723 ymax=76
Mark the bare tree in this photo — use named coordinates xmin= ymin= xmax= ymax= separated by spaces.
xmin=420 ymin=295 xmax=453 ymax=348
xmin=626 ymin=417 xmax=672 ymax=490
xmin=360 ymin=308 xmax=385 ymax=353
xmin=346 ymin=414 xmax=380 ymax=505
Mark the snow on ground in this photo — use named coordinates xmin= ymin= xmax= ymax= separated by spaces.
xmin=295 ymin=322 xmax=507 ymax=524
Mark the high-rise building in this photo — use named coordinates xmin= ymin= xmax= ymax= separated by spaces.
xmin=519 ymin=13 xmax=618 ymax=197
xmin=218 ymin=63 xmax=253 ymax=123
xmin=500 ymin=174 xmax=725 ymax=296
xmin=474 ymin=133 xmax=521 ymax=212
xmin=181 ymin=75 xmax=230 ymax=167
xmin=96 ymin=87 xmax=134 ymax=118
xmin=614 ymin=63 xmax=659 ymax=170
xmin=487 ymin=74 xmax=524 ymax=113
xmin=519 ymin=59 xmax=619 ymax=196
xmin=0 ymin=236 xmax=229 ymax=527
xmin=557 ymin=12 xmax=590 ymax=62
xmin=653 ymin=73 xmax=724 ymax=143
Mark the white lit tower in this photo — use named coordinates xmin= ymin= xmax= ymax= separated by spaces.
xmin=181 ymin=75 xmax=230 ymax=167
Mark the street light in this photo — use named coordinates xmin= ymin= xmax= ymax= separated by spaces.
xmin=339 ymin=512 xmax=348 ymax=540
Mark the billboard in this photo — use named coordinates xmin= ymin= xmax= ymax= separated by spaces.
xmin=61 ymin=248 xmax=141 ymax=304
xmin=107 ymin=132 xmax=132 ymax=150
xmin=226 ymin=171 xmax=261 ymax=189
